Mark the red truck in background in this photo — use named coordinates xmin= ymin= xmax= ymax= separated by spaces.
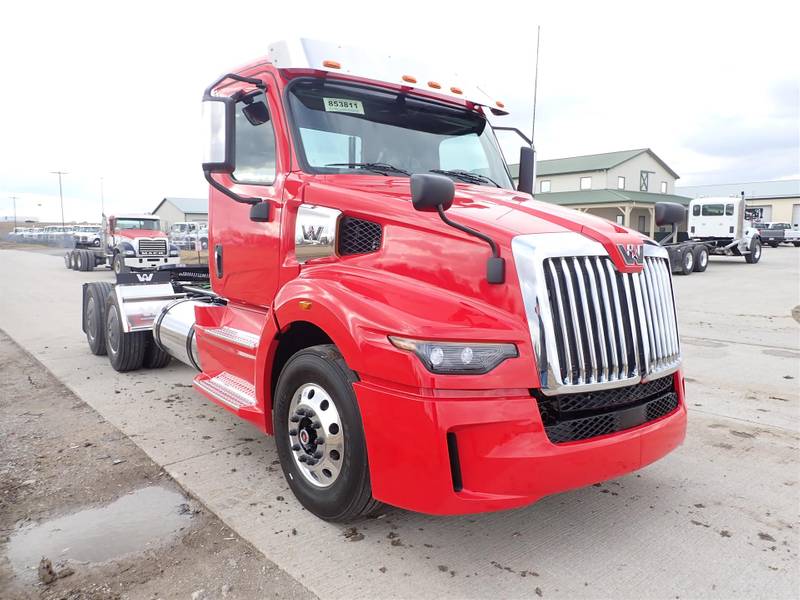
xmin=80 ymin=39 xmax=686 ymax=521
xmin=66 ymin=213 xmax=181 ymax=273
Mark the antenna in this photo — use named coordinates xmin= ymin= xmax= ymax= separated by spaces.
xmin=531 ymin=25 xmax=541 ymax=145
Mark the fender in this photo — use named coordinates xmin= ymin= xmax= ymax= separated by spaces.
xmin=272 ymin=265 xmax=539 ymax=392
xmin=115 ymin=241 xmax=135 ymax=256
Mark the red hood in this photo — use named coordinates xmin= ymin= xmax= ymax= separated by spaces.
xmin=307 ymin=175 xmax=648 ymax=273
xmin=114 ymin=229 xmax=167 ymax=240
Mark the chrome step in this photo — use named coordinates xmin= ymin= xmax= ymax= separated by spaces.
xmin=203 ymin=326 xmax=260 ymax=350
xmin=194 ymin=372 xmax=257 ymax=410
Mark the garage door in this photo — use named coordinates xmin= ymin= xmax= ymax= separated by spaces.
xmin=792 ymin=204 xmax=800 ymax=230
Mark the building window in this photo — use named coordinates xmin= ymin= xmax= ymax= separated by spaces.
xmin=660 ymin=181 xmax=668 ymax=194
xmin=617 ymin=176 xmax=625 ymax=190
xmin=580 ymin=176 xmax=592 ymax=190
xmin=638 ymin=215 xmax=646 ymax=232
xmin=540 ymin=180 xmax=551 ymax=193
xmin=615 ymin=214 xmax=624 ymax=225
xmin=640 ymin=171 xmax=650 ymax=191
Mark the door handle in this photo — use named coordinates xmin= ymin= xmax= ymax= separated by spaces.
xmin=214 ymin=244 xmax=223 ymax=278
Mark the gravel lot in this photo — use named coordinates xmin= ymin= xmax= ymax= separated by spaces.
xmin=0 ymin=246 xmax=798 ymax=599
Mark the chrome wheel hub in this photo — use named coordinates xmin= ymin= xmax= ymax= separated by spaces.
xmin=287 ymin=383 xmax=344 ymax=488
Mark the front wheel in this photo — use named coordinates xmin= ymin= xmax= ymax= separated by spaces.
xmin=112 ymin=252 xmax=128 ymax=275
xmin=746 ymin=238 xmax=762 ymax=263
xmin=273 ymin=344 xmax=382 ymax=521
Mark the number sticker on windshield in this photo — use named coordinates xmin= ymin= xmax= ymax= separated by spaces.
xmin=323 ymin=98 xmax=364 ymax=115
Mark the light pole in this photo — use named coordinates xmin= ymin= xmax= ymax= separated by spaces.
xmin=100 ymin=177 xmax=105 ymax=218
xmin=10 ymin=196 xmax=18 ymax=231
xmin=50 ymin=171 xmax=67 ymax=228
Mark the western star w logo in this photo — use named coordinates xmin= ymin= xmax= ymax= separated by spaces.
xmin=135 ymin=273 xmax=155 ymax=282
xmin=617 ymin=243 xmax=644 ymax=266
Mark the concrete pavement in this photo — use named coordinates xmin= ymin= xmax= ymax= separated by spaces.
xmin=1 ymin=247 xmax=798 ymax=599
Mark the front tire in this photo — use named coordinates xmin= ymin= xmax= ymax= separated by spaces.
xmin=112 ymin=252 xmax=128 ymax=275
xmin=273 ymin=344 xmax=382 ymax=521
xmin=746 ymin=238 xmax=762 ymax=263
xmin=105 ymin=292 xmax=146 ymax=371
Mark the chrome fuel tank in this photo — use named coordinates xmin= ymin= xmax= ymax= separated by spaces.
xmin=153 ymin=298 xmax=207 ymax=370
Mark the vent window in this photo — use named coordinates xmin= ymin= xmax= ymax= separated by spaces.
xmin=338 ymin=217 xmax=382 ymax=255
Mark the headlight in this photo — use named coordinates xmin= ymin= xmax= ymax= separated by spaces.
xmin=124 ymin=249 xmax=135 ymax=256
xmin=169 ymin=249 xmax=179 ymax=256
xmin=389 ymin=336 xmax=517 ymax=374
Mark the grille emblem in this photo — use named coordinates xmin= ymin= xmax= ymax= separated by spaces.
xmin=617 ymin=243 xmax=643 ymax=265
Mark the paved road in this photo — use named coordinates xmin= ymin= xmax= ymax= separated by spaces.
xmin=1 ymin=248 xmax=798 ymax=599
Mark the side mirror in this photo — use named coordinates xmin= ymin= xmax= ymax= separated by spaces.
xmin=410 ymin=173 xmax=455 ymax=212
xmin=655 ymin=202 xmax=686 ymax=226
xmin=201 ymin=97 xmax=235 ymax=173
xmin=249 ymin=201 xmax=271 ymax=222
xmin=517 ymin=146 xmax=535 ymax=194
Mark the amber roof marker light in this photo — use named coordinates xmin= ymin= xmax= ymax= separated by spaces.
xmin=402 ymin=75 xmax=417 ymax=84
xmin=322 ymin=60 xmax=341 ymax=69
xmin=427 ymin=81 xmax=441 ymax=89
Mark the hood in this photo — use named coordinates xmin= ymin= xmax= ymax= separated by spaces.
xmin=307 ymin=175 xmax=647 ymax=273
xmin=114 ymin=229 xmax=167 ymax=240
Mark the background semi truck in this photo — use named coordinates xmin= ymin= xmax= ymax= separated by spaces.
xmin=66 ymin=214 xmax=180 ymax=273
xmin=80 ymin=39 xmax=686 ymax=521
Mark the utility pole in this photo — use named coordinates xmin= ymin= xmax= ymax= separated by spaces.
xmin=100 ymin=177 xmax=105 ymax=217
xmin=50 ymin=171 xmax=68 ymax=228
xmin=10 ymin=195 xmax=19 ymax=230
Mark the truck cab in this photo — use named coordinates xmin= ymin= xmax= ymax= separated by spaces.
xmin=104 ymin=214 xmax=180 ymax=273
xmin=82 ymin=39 xmax=687 ymax=521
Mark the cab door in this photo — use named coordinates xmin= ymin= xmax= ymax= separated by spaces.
xmin=208 ymin=78 xmax=288 ymax=308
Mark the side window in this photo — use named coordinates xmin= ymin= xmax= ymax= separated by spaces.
xmin=660 ymin=181 xmax=668 ymax=194
xmin=617 ymin=176 xmax=625 ymax=190
xmin=701 ymin=204 xmax=724 ymax=216
xmin=692 ymin=205 xmax=701 ymax=216
xmin=725 ymin=204 xmax=734 ymax=216
xmin=580 ymin=176 xmax=592 ymax=190
xmin=232 ymin=93 xmax=277 ymax=184
xmin=300 ymin=129 xmax=362 ymax=167
xmin=540 ymin=180 xmax=551 ymax=193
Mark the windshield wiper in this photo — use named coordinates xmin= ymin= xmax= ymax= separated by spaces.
xmin=429 ymin=169 xmax=501 ymax=188
xmin=325 ymin=162 xmax=411 ymax=176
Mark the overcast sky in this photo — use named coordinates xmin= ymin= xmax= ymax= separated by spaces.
xmin=1 ymin=0 xmax=798 ymax=222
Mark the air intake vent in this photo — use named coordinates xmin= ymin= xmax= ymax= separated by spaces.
xmin=338 ymin=217 xmax=382 ymax=255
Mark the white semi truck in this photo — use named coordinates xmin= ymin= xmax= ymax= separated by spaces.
xmin=655 ymin=196 xmax=762 ymax=275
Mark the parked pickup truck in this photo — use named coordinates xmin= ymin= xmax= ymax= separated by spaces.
xmin=756 ymin=222 xmax=800 ymax=247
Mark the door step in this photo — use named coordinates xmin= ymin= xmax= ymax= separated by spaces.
xmin=194 ymin=372 xmax=257 ymax=410
xmin=203 ymin=326 xmax=260 ymax=350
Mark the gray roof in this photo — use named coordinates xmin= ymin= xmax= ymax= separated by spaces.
xmin=536 ymin=148 xmax=680 ymax=179
xmin=153 ymin=197 xmax=208 ymax=214
xmin=676 ymin=179 xmax=800 ymax=200
xmin=537 ymin=189 xmax=691 ymax=207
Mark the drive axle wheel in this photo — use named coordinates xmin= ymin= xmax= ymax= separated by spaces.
xmin=745 ymin=238 xmax=762 ymax=264
xmin=83 ymin=282 xmax=113 ymax=355
xmin=105 ymin=292 xmax=146 ymax=372
xmin=678 ymin=248 xmax=694 ymax=275
xmin=273 ymin=344 xmax=382 ymax=521
xmin=64 ymin=252 xmax=72 ymax=269
xmin=693 ymin=246 xmax=709 ymax=272
xmin=70 ymin=250 xmax=79 ymax=270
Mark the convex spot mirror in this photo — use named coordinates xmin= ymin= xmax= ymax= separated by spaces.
xmin=242 ymin=100 xmax=269 ymax=126
xmin=201 ymin=97 xmax=235 ymax=173
xmin=411 ymin=173 xmax=455 ymax=212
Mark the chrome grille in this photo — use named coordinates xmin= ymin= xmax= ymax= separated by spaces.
xmin=512 ymin=234 xmax=681 ymax=395
xmin=138 ymin=239 xmax=167 ymax=255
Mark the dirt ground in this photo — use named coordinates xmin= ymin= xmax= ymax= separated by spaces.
xmin=0 ymin=331 xmax=313 ymax=600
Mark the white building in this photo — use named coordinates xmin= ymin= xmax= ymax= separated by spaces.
xmin=152 ymin=197 xmax=208 ymax=232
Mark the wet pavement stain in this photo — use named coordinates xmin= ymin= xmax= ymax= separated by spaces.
xmin=7 ymin=486 xmax=190 ymax=582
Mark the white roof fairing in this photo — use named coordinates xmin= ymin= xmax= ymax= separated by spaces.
xmin=267 ymin=39 xmax=509 ymax=115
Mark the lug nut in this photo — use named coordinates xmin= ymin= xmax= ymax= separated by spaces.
xmin=290 ymin=415 xmax=300 ymax=423
xmin=296 ymin=408 xmax=306 ymax=416
xmin=312 ymin=422 xmax=321 ymax=429
xmin=289 ymin=429 xmax=298 ymax=436
xmin=299 ymin=455 xmax=308 ymax=463
xmin=306 ymin=458 xmax=317 ymax=466
xmin=314 ymin=438 xmax=324 ymax=446
xmin=313 ymin=451 xmax=323 ymax=459
xmin=292 ymin=444 xmax=300 ymax=451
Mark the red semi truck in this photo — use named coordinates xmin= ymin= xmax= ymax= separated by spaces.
xmin=81 ymin=40 xmax=686 ymax=521
xmin=66 ymin=214 xmax=181 ymax=273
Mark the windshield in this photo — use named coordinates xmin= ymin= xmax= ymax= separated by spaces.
xmin=287 ymin=78 xmax=513 ymax=189
xmin=116 ymin=218 xmax=159 ymax=231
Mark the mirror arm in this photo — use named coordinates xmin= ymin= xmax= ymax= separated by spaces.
xmin=435 ymin=205 xmax=505 ymax=284
xmin=203 ymin=73 xmax=266 ymax=98
xmin=491 ymin=126 xmax=532 ymax=147
xmin=203 ymin=171 xmax=260 ymax=206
